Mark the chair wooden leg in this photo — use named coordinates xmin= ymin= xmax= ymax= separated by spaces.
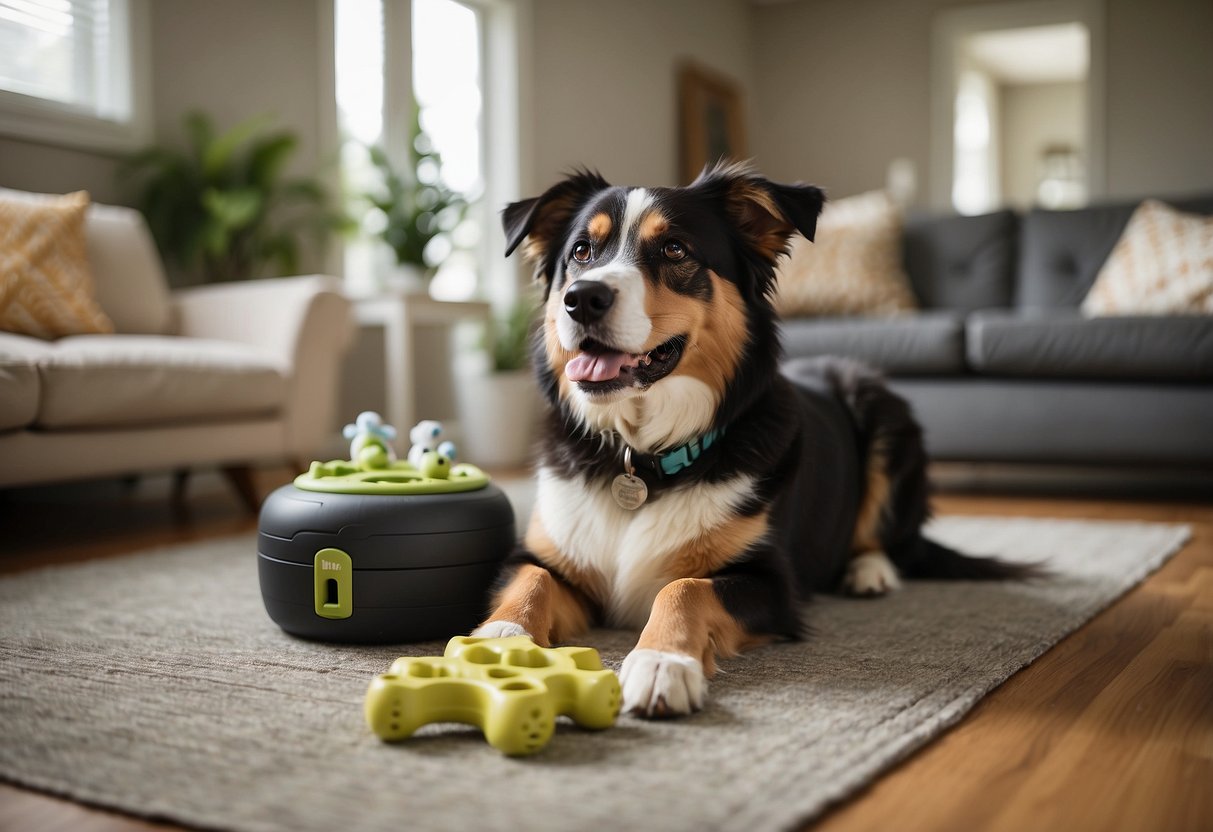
xmin=222 ymin=465 xmax=262 ymax=513
xmin=170 ymin=468 xmax=190 ymax=504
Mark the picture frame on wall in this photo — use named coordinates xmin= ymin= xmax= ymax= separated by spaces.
xmin=678 ymin=62 xmax=747 ymax=185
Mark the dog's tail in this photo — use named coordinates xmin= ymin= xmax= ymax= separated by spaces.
xmin=899 ymin=535 xmax=1047 ymax=581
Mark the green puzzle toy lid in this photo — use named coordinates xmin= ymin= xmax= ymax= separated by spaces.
xmin=294 ymin=458 xmax=491 ymax=496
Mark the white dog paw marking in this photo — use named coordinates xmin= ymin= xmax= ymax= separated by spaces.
xmin=619 ymin=649 xmax=706 ymax=718
xmin=845 ymin=551 xmax=902 ymax=597
xmin=471 ymin=620 xmax=530 ymax=639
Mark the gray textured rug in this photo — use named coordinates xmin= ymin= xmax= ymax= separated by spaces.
xmin=0 ymin=516 xmax=1189 ymax=832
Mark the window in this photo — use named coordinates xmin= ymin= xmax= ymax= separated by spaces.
xmin=412 ymin=0 xmax=482 ymax=301
xmin=334 ymin=0 xmax=522 ymax=306
xmin=0 ymin=0 xmax=149 ymax=151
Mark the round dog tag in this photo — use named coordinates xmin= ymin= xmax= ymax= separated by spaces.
xmin=611 ymin=473 xmax=648 ymax=510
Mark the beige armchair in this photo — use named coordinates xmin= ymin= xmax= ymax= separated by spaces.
xmin=0 ymin=195 xmax=354 ymax=506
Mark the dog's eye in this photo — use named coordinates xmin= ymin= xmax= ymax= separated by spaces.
xmin=662 ymin=240 xmax=687 ymax=261
xmin=571 ymin=241 xmax=592 ymax=263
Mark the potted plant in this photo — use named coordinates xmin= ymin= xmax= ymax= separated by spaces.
xmin=363 ymin=108 xmax=467 ymax=292
xmin=456 ymin=300 xmax=540 ymax=469
xmin=122 ymin=112 xmax=340 ymax=285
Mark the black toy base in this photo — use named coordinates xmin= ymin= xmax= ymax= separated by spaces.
xmin=255 ymin=482 xmax=514 ymax=645
xmin=261 ymin=595 xmax=485 ymax=644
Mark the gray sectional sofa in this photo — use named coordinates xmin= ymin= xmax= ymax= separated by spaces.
xmin=781 ymin=195 xmax=1213 ymax=467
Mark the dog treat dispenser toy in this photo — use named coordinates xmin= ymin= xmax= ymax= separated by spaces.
xmin=257 ymin=414 xmax=515 ymax=643
xmin=365 ymin=635 xmax=622 ymax=756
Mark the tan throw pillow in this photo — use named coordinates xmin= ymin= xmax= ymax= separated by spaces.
xmin=774 ymin=190 xmax=917 ymax=317
xmin=1082 ymin=199 xmax=1213 ymax=316
xmin=0 ymin=190 xmax=114 ymax=339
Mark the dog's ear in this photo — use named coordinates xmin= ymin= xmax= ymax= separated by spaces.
xmin=693 ymin=161 xmax=825 ymax=265
xmin=502 ymin=170 xmax=610 ymax=280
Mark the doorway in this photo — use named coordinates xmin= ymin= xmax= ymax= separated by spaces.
xmin=930 ymin=0 xmax=1105 ymax=214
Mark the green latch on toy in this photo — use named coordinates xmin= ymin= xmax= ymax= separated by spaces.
xmin=313 ymin=548 xmax=352 ymax=619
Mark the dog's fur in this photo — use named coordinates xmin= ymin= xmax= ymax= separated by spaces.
xmin=475 ymin=163 xmax=1032 ymax=718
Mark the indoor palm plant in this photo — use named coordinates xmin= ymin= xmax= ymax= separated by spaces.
xmin=123 ymin=112 xmax=339 ymax=285
xmin=363 ymin=108 xmax=468 ymax=289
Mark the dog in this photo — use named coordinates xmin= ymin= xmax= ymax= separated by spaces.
xmin=473 ymin=162 xmax=1033 ymax=718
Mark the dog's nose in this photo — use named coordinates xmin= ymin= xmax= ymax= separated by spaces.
xmin=563 ymin=280 xmax=615 ymax=324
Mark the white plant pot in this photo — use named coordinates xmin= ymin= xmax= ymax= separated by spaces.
xmin=455 ymin=369 xmax=539 ymax=469
xmin=384 ymin=262 xmax=431 ymax=294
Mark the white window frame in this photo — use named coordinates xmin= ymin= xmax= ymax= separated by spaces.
xmin=0 ymin=0 xmax=152 ymax=153
xmin=318 ymin=0 xmax=531 ymax=308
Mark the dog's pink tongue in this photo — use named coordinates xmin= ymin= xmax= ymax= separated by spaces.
xmin=566 ymin=351 xmax=630 ymax=383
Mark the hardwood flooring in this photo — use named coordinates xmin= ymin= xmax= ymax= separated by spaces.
xmin=0 ymin=470 xmax=1210 ymax=832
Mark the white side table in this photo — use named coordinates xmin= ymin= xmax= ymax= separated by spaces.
xmin=351 ymin=292 xmax=493 ymax=434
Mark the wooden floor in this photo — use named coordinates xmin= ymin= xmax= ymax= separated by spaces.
xmin=0 ymin=469 xmax=1210 ymax=832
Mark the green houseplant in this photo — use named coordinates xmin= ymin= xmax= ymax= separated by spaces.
xmin=489 ymin=299 xmax=538 ymax=372
xmin=123 ymin=112 xmax=339 ymax=285
xmin=363 ymin=108 xmax=468 ymax=285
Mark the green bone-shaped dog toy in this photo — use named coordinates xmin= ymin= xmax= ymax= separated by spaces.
xmin=364 ymin=635 xmax=622 ymax=755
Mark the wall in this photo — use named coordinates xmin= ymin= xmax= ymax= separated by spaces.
xmin=0 ymin=137 xmax=127 ymax=203
xmin=148 ymin=0 xmax=327 ymax=182
xmin=527 ymin=0 xmax=752 ymax=192
xmin=1105 ymin=0 xmax=1213 ymax=198
xmin=1000 ymin=81 xmax=1084 ymax=209
xmin=751 ymin=0 xmax=1213 ymax=205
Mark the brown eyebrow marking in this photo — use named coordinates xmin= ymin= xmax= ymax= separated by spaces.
xmin=639 ymin=212 xmax=669 ymax=242
xmin=588 ymin=212 xmax=612 ymax=240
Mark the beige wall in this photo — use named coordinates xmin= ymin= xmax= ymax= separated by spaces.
xmin=6 ymin=0 xmax=1210 ymax=217
xmin=1000 ymin=82 xmax=1084 ymax=209
xmin=0 ymin=138 xmax=127 ymax=204
xmin=1105 ymin=0 xmax=1213 ymax=198
xmin=148 ymin=0 xmax=327 ymax=182
xmin=527 ymin=0 xmax=752 ymax=192
xmin=751 ymin=0 xmax=1213 ymax=205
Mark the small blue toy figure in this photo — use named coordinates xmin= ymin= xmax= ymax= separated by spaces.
xmin=343 ymin=411 xmax=398 ymax=470
xmin=408 ymin=420 xmax=457 ymax=468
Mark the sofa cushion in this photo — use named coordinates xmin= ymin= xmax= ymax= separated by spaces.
xmin=903 ymin=209 xmax=1017 ymax=311
xmin=774 ymin=190 xmax=918 ymax=317
xmin=780 ymin=311 xmax=966 ymax=375
xmin=966 ymin=310 xmax=1213 ymax=380
xmin=1080 ymin=200 xmax=1213 ymax=316
xmin=0 ymin=332 xmax=53 ymax=431
xmin=35 ymin=335 xmax=287 ymax=429
xmin=0 ymin=188 xmax=115 ymax=339
xmin=1016 ymin=194 xmax=1213 ymax=309
xmin=85 ymin=203 xmax=174 ymax=334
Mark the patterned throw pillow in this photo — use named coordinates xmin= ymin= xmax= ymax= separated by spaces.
xmin=774 ymin=190 xmax=918 ymax=317
xmin=0 ymin=190 xmax=114 ymax=339
xmin=1082 ymin=199 xmax=1213 ymax=316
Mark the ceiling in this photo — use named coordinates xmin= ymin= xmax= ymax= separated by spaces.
xmin=965 ymin=23 xmax=1089 ymax=85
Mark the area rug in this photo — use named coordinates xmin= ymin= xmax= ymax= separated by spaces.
xmin=0 ymin=516 xmax=1189 ymax=832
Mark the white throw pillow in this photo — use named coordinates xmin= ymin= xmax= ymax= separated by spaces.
xmin=1082 ymin=199 xmax=1213 ymax=316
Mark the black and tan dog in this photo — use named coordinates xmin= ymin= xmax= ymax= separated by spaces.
xmin=474 ymin=162 xmax=1030 ymax=718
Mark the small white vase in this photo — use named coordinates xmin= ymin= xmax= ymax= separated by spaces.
xmin=383 ymin=263 xmax=431 ymax=295
xmin=455 ymin=369 xmax=539 ymax=469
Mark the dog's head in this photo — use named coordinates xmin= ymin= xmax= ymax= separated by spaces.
xmin=503 ymin=162 xmax=823 ymax=451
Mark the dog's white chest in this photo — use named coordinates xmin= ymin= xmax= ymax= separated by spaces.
xmin=534 ymin=468 xmax=755 ymax=628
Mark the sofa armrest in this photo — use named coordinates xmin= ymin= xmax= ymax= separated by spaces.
xmin=172 ymin=275 xmax=354 ymax=459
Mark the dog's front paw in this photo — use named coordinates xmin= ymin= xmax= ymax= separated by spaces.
xmin=844 ymin=551 xmax=902 ymax=597
xmin=619 ymin=649 xmax=706 ymax=718
xmin=471 ymin=620 xmax=530 ymax=639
